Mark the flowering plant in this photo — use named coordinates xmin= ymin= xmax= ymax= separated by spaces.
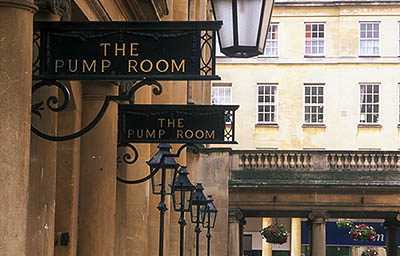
xmin=336 ymin=218 xmax=353 ymax=229
xmin=260 ymin=224 xmax=289 ymax=244
xmin=361 ymin=248 xmax=378 ymax=256
xmin=349 ymin=224 xmax=376 ymax=241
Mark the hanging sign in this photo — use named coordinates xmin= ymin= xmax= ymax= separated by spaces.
xmin=118 ymin=104 xmax=238 ymax=144
xmin=33 ymin=21 xmax=221 ymax=81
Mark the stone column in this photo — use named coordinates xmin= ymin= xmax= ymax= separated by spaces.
xmin=0 ymin=1 xmax=37 ymax=255
xmin=291 ymin=218 xmax=302 ymax=256
xmin=383 ymin=219 xmax=400 ymax=256
xmin=28 ymin=2 xmax=70 ymax=255
xmin=78 ymin=82 xmax=118 ymax=256
xmin=228 ymin=209 xmax=244 ymax=256
xmin=262 ymin=218 xmax=272 ymax=256
xmin=308 ymin=211 xmax=328 ymax=256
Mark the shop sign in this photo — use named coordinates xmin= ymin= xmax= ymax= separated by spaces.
xmin=33 ymin=21 xmax=221 ymax=81
xmin=118 ymin=104 xmax=238 ymax=144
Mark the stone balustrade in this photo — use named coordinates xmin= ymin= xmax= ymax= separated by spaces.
xmin=232 ymin=150 xmax=400 ymax=171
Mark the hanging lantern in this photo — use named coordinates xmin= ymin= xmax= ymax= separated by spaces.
xmin=211 ymin=0 xmax=275 ymax=57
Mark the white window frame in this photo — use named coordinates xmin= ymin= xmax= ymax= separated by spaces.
xmin=359 ymin=83 xmax=380 ymax=124
xmin=211 ymin=84 xmax=232 ymax=105
xmin=398 ymin=22 xmax=400 ymax=56
xmin=359 ymin=21 xmax=381 ymax=56
xmin=304 ymin=22 xmax=325 ymax=57
xmin=264 ymin=23 xmax=279 ymax=57
xmin=303 ymin=84 xmax=325 ymax=124
xmin=398 ymin=83 xmax=400 ymax=123
xmin=256 ymin=83 xmax=278 ymax=124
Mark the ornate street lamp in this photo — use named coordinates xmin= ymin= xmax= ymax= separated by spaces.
xmin=211 ymin=0 xmax=275 ymax=57
xmin=147 ymin=143 xmax=179 ymax=195
xmin=202 ymin=195 xmax=218 ymax=256
xmin=190 ymin=183 xmax=208 ymax=256
xmin=147 ymin=143 xmax=180 ymax=256
xmin=172 ymin=166 xmax=195 ymax=256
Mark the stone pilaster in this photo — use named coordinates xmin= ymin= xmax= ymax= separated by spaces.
xmin=78 ymin=82 xmax=118 ymax=256
xmin=0 ymin=1 xmax=37 ymax=255
xmin=308 ymin=211 xmax=328 ymax=256
xmin=228 ymin=209 xmax=245 ymax=256
xmin=383 ymin=218 xmax=400 ymax=256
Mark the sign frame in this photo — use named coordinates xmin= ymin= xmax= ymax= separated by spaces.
xmin=33 ymin=21 xmax=222 ymax=81
xmin=118 ymin=104 xmax=238 ymax=144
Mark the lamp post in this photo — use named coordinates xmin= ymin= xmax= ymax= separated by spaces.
xmin=210 ymin=0 xmax=275 ymax=57
xmin=190 ymin=183 xmax=208 ymax=256
xmin=172 ymin=166 xmax=195 ymax=256
xmin=202 ymin=195 xmax=218 ymax=256
xmin=147 ymin=143 xmax=180 ymax=256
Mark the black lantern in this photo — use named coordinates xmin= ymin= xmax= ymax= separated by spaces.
xmin=202 ymin=195 xmax=218 ymax=229
xmin=211 ymin=0 xmax=275 ymax=57
xmin=172 ymin=166 xmax=195 ymax=212
xmin=147 ymin=143 xmax=179 ymax=195
xmin=190 ymin=183 xmax=208 ymax=224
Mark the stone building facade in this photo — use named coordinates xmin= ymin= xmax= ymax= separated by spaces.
xmin=213 ymin=0 xmax=400 ymax=256
xmin=0 ymin=0 xmax=220 ymax=255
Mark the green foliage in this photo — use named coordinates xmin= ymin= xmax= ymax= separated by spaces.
xmin=260 ymin=224 xmax=289 ymax=245
xmin=349 ymin=224 xmax=376 ymax=241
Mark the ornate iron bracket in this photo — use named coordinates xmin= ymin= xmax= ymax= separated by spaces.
xmin=31 ymin=79 xmax=162 ymax=141
xmin=117 ymin=143 xmax=199 ymax=184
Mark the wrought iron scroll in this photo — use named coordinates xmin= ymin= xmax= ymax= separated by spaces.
xmin=33 ymin=31 xmax=41 ymax=76
xmin=117 ymin=143 xmax=199 ymax=184
xmin=31 ymin=79 xmax=162 ymax=141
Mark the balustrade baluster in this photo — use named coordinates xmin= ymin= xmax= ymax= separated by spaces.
xmin=336 ymin=154 xmax=343 ymax=169
xmin=277 ymin=153 xmax=283 ymax=169
xmin=289 ymin=153 xmax=296 ymax=168
xmin=370 ymin=154 xmax=377 ymax=171
xmin=350 ymin=153 xmax=356 ymax=169
xmin=283 ymin=154 xmax=289 ymax=168
xmin=383 ymin=154 xmax=390 ymax=170
xmin=357 ymin=153 xmax=363 ymax=169
xmin=296 ymin=153 xmax=303 ymax=169
xmin=343 ymin=154 xmax=349 ymax=169
xmin=254 ymin=154 xmax=259 ymax=169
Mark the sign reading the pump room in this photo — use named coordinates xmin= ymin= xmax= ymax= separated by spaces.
xmin=33 ymin=21 xmax=222 ymax=81
xmin=118 ymin=105 xmax=238 ymax=144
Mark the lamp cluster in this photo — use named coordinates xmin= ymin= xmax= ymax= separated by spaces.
xmin=146 ymin=143 xmax=218 ymax=256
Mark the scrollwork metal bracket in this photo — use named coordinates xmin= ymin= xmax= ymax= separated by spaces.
xmin=31 ymin=79 xmax=162 ymax=141
xmin=117 ymin=143 xmax=199 ymax=184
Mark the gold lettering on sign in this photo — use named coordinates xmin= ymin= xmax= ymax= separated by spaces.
xmin=140 ymin=59 xmax=153 ymax=73
xmin=55 ymin=59 xmax=64 ymax=72
xmin=205 ymin=130 xmax=215 ymax=139
xmin=130 ymin=43 xmax=139 ymax=56
xmin=158 ymin=118 xmax=166 ymax=128
xmin=128 ymin=60 xmax=138 ymax=73
xmin=159 ymin=130 xmax=166 ymax=138
xmin=172 ymin=60 xmax=185 ymax=72
xmin=100 ymin=43 xmax=111 ymax=56
xmin=101 ymin=60 xmax=111 ymax=72
xmin=176 ymin=130 xmax=184 ymax=139
xmin=155 ymin=60 xmax=169 ymax=73
xmin=83 ymin=60 xmax=96 ymax=72
xmin=115 ymin=43 xmax=126 ymax=56
xmin=146 ymin=130 xmax=156 ymax=139
xmin=68 ymin=59 xmax=78 ymax=72
xmin=177 ymin=118 xmax=184 ymax=128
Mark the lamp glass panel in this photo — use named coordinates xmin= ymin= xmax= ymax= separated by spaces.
xmin=152 ymin=167 xmax=162 ymax=194
xmin=258 ymin=0 xmax=274 ymax=52
xmin=173 ymin=189 xmax=183 ymax=210
xmin=191 ymin=204 xmax=199 ymax=223
xmin=237 ymin=0 xmax=262 ymax=46
xmin=183 ymin=190 xmax=191 ymax=211
xmin=212 ymin=0 xmax=234 ymax=49
xmin=209 ymin=211 xmax=217 ymax=228
xmin=165 ymin=167 xmax=176 ymax=195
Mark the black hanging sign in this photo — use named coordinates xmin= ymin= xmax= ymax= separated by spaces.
xmin=33 ymin=21 xmax=222 ymax=81
xmin=118 ymin=105 xmax=238 ymax=144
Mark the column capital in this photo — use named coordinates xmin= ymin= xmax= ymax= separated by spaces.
xmin=229 ymin=209 xmax=244 ymax=223
xmin=308 ymin=211 xmax=329 ymax=223
xmin=34 ymin=0 xmax=70 ymax=20
xmin=383 ymin=218 xmax=400 ymax=229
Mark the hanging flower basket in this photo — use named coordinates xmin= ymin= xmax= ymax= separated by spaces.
xmin=362 ymin=248 xmax=378 ymax=256
xmin=336 ymin=218 xmax=354 ymax=229
xmin=349 ymin=224 xmax=376 ymax=241
xmin=260 ymin=224 xmax=289 ymax=244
